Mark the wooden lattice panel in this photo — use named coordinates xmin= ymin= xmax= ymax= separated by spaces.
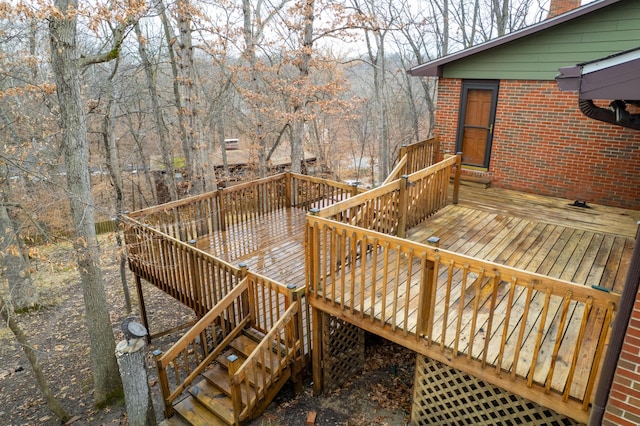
xmin=411 ymin=355 xmax=580 ymax=426
xmin=322 ymin=316 xmax=365 ymax=392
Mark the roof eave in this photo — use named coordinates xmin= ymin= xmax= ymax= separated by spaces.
xmin=407 ymin=0 xmax=621 ymax=77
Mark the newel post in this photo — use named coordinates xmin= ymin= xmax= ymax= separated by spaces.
xmin=287 ymin=284 xmax=305 ymax=393
xmin=227 ymin=354 xmax=242 ymax=424
xmin=239 ymin=262 xmax=251 ymax=324
xmin=453 ymin=152 xmax=462 ymax=205
xmin=421 ymin=237 xmax=440 ymax=341
xmin=397 ymin=175 xmax=409 ymax=238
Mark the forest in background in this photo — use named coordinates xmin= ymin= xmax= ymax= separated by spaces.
xmin=0 ymin=0 xmax=554 ymax=422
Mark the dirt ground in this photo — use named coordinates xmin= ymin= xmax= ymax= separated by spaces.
xmin=0 ymin=236 xmax=413 ymax=425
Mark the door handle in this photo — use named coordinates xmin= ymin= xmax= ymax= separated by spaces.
xmin=489 ymin=124 xmax=493 ymax=135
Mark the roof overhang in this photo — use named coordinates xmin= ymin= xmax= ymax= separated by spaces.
xmin=407 ymin=0 xmax=622 ymax=77
xmin=556 ymin=47 xmax=640 ymax=100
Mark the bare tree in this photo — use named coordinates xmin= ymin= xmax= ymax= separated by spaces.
xmin=48 ymin=0 xmax=139 ymax=406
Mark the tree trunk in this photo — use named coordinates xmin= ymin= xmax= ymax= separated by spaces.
xmin=0 ymin=297 xmax=70 ymax=422
xmin=159 ymin=0 xmax=189 ymax=190
xmin=134 ymin=22 xmax=177 ymax=201
xmin=290 ymin=0 xmax=315 ymax=174
xmin=101 ymin=60 xmax=132 ymax=314
xmin=49 ymin=0 xmax=123 ymax=406
xmin=176 ymin=0 xmax=205 ymax=193
xmin=0 ymin=106 xmax=39 ymax=311
xmin=116 ymin=339 xmax=156 ymax=426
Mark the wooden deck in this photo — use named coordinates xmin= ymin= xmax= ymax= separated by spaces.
xmin=194 ymin=207 xmax=308 ymax=290
xmin=191 ymin=186 xmax=637 ymax=297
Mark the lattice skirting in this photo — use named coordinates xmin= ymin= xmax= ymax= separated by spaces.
xmin=322 ymin=315 xmax=365 ymax=392
xmin=411 ymin=355 xmax=581 ymax=426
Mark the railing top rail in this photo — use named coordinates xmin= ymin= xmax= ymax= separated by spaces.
xmin=401 ymin=136 xmax=437 ymax=151
xmin=306 ymin=215 xmax=621 ymax=307
xmin=234 ymin=300 xmax=300 ymax=382
xmin=159 ymin=278 xmax=249 ymax=367
xmin=407 ymin=154 xmax=459 ymax=181
xmin=127 ymin=190 xmax=219 ymax=218
xmin=315 ymin=179 xmax=402 ymax=218
xmin=221 ymin=172 xmax=286 ymax=194
xmin=248 ymin=271 xmax=297 ymax=297
xmin=383 ymin=155 xmax=407 ymax=186
xmin=289 ymin=172 xmax=356 ymax=192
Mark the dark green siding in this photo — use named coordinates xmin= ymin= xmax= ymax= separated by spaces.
xmin=443 ymin=1 xmax=640 ymax=80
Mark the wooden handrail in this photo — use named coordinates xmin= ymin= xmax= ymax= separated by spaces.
xmin=306 ymin=215 xmax=619 ymax=409
xmin=383 ymin=155 xmax=407 ymax=186
xmin=231 ymin=301 xmax=302 ymax=423
xmin=154 ymin=278 xmax=251 ymax=417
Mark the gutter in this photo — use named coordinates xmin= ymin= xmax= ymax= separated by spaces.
xmin=589 ymin=224 xmax=640 ymax=425
xmin=579 ymin=100 xmax=640 ymax=131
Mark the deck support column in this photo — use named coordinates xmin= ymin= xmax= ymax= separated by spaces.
xmin=312 ymin=306 xmax=324 ymax=395
xmin=453 ymin=153 xmax=462 ymax=205
xmin=398 ymin=175 xmax=409 ymax=238
xmin=134 ymin=274 xmax=151 ymax=343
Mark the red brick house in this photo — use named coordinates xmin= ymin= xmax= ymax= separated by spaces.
xmin=408 ymin=0 xmax=640 ymax=210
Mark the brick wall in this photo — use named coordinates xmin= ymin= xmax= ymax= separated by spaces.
xmin=435 ymin=78 xmax=640 ymax=210
xmin=603 ymin=285 xmax=640 ymax=426
xmin=548 ymin=0 xmax=581 ymax=18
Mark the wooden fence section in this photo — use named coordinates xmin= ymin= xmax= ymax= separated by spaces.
xmin=289 ymin=173 xmax=360 ymax=210
xmin=305 ymin=215 xmax=619 ymax=422
xmin=316 ymin=155 xmax=461 ymax=238
xmin=398 ymin=136 xmax=440 ymax=175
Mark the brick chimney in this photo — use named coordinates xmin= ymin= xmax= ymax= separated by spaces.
xmin=547 ymin=0 xmax=581 ymax=18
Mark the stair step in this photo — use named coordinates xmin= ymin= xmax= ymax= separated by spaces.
xmin=189 ymin=380 xmax=235 ymax=425
xmin=230 ymin=334 xmax=260 ymax=358
xmin=159 ymin=415 xmax=190 ymax=426
xmin=174 ymin=395 xmax=228 ymax=426
xmin=203 ymin=362 xmax=258 ymax=406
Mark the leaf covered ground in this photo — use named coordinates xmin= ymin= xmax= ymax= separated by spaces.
xmin=0 ymin=236 xmax=414 ymax=425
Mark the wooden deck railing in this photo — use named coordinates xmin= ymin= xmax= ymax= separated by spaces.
xmin=305 ymin=215 xmax=619 ymax=419
xmin=316 ymin=155 xmax=460 ymax=237
xmin=154 ymin=280 xmax=251 ymax=417
xmin=123 ymin=217 xmax=243 ymax=316
xmin=126 ymin=172 xmax=358 ymax=242
xmin=289 ymin=173 xmax=360 ymax=210
xmin=229 ymin=300 xmax=303 ymax=423
xmin=397 ymin=136 xmax=440 ymax=175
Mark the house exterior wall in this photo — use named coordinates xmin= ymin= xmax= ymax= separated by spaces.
xmin=441 ymin=1 xmax=640 ymax=81
xmin=435 ymin=78 xmax=640 ymax=210
xmin=603 ymin=285 xmax=640 ymax=425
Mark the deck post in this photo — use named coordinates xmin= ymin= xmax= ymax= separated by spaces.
xmin=397 ymin=175 xmax=409 ymax=238
xmin=134 ymin=275 xmax=151 ymax=343
xmin=312 ymin=306 xmax=324 ymax=395
xmin=239 ymin=263 xmax=251 ymax=325
xmin=287 ymin=284 xmax=305 ymax=393
xmin=350 ymin=182 xmax=359 ymax=197
xmin=453 ymin=153 xmax=462 ymax=205
xmin=188 ymin=239 xmax=203 ymax=317
xmin=153 ymin=349 xmax=173 ymax=418
xmin=227 ymin=354 xmax=242 ymax=424
xmin=285 ymin=172 xmax=292 ymax=207
xmin=216 ymin=188 xmax=227 ymax=231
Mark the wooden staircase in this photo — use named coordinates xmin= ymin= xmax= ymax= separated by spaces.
xmin=167 ymin=331 xmax=293 ymax=425
xmin=155 ymin=280 xmax=304 ymax=426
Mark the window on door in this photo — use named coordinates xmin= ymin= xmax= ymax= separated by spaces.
xmin=455 ymin=81 xmax=499 ymax=169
